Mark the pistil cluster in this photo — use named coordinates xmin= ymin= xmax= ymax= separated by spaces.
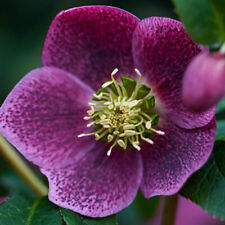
xmin=78 ymin=68 xmax=164 ymax=156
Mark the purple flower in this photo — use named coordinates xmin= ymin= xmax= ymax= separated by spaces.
xmin=0 ymin=6 xmax=216 ymax=217
xmin=183 ymin=52 xmax=225 ymax=112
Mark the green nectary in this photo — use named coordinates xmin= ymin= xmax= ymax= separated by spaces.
xmin=78 ymin=68 xmax=164 ymax=156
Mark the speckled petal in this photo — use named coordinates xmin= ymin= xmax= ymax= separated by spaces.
xmin=132 ymin=17 xmax=215 ymax=129
xmin=41 ymin=145 xmax=143 ymax=217
xmin=42 ymin=6 xmax=140 ymax=90
xmin=140 ymin=118 xmax=216 ymax=198
xmin=0 ymin=67 xmax=96 ymax=169
xmin=183 ymin=52 xmax=225 ymax=112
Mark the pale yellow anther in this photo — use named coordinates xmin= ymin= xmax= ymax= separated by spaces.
xmin=107 ymin=134 xmax=113 ymax=142
xmin=128 ymin=100 xmax=139 ymax=108
xmin=107 ymin=138 xmax=118 ymax=156
xmin=108 ymin=104 xmax=114 ymax=110
xmin=124 ymin=130 xmax=136 ymax=136
xmin=123 ymin=124 xmax=135 ymax=130
xmin=77 ymin=134 xmax=86 ymax=138
xmin=146 ymin=121 xmax=152 ymax=129
xmin=111 ymin=68 xmax=119 ymax=76
xmin=93 ymin=92 xmax=103 ymax=99
xmin=83 ymin=116 xmax=91 ymax=120
xmin=87 ymin=106 xmax=95 ymax=115
xmin=87 ymin=121 xmax=95 ymax=127
xmin=102 ymin=81 xmax=113 ymax=88
xmin=150 ymin=128 xmax=165 ymax=135
xmin=104 ymin=101 xmax=112 ymax=106
xmin=95 ymin=133 xmax=100 ymax=140
xmin=142 ymin=137 xmax=154 ymax=144
xmin=113 ymin=131 xmax=119 ymax=135
xmin=132 ymin=142 xmax=141 ymax=151
xmin=100 ymin=115 xmax=106 ymax=120
xmin=117 ymin=139 xmax=126 ymax=149
xmin=107 ymin=148 xmax=113 ymax=156
xmin=88 ymin=102 xmax=96 ymax=106
xmin=134 ymin=68 xmax=142 ymax=77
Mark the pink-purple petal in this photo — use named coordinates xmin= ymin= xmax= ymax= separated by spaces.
xmin=41 ymin=146 xmax=143 ymax=217
xmin=132 ymin=17 xmax=215 ymax=129
xmin=0 ymin=67 xmax=95 ymax=169
xmin=183 ymin=52 xmax=225 ymax=112
xmin=140 ymin=118 xmax=216 ymax=198
xmin=42 ymin=6 xmax=140 ymax=90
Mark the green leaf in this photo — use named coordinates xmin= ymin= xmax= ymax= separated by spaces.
xmin=0 ymin=196 xmax=62 ymax=225
xmin=118 ymin=191 xmax=159 ymax=225
xmin=214 ymin=140 xmax=225 ymax=177
xmin=216 ymin=97 xmax=225 ymax=138
xmin=60 ymin=208 xmax=118 ymax=225
xmin=121 ymin=76 xmax=136 ymax=98
xmin=180 ymin=139 xmax=225 ymax=220
xmin=172 ymin=0 xmax=225 ymax=45
xmin=216 ymin=119 xmax=225 ymax=138
xmin=216 ymin=97 xmax=225 ymax=114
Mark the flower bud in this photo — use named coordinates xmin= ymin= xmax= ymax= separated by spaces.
xmin=182 ymin=52 xmax=225 ymax=112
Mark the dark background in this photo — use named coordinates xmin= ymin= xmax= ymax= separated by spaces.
xmin=0 ymin=0 xmax=175 ymax=104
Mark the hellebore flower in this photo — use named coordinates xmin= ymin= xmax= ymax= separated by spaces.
xmin=0 ymin=6 xmax=216 ymax=217
xmin=183 ymin=52 xmax=225 ymax=112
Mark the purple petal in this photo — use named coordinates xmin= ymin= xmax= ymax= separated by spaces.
xmin=140 ymin=118 xmax=216 ymax=198
xmin=132 ymin=17 xmax=215 ymax=129
xmin=41 ymin=145 xmax=142 ymax=217
xmin=183 ymin=52 xmax=225 ymax=112
xmin=0 ymin=67 xmax=96 ymax=169
xmin=42 ymin=6 xmax=140 ymax=90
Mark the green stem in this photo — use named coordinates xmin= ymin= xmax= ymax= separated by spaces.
xmin=160 ymin=194 xmax=179 ymax=225
xmin=0 ymin=134 xmax=48 ymax=197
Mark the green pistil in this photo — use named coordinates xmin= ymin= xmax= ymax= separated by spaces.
xmin=78 ymin=68 xmax=165 ymax=156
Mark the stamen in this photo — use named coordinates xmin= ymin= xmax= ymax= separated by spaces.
xmin=123 ymin=124 xmax=135 ymax=130
xmin=141 ymin=135 xmax=154 ymax=144
xmin=102 ymin=81 xmax=113 ymax=88
xmin=146 ymin=121 xmax=152 ymax=129
xmin=78 ymin=68 xmax=164 ymax=156
xmin=83 ymin=116 xmax=91 ymax=120
xmin=77 ymin=132 xmax=95 ymax=138
xmin=131 ymin=68 xmax=142 ymax=99
xmin=107 ymin=137 xmax=118 ymax=156
xmin=87 ymin=121 xmax=95 ymax=127
xmin=93 ymin=92 xmax=103 ymax=99
xmin=88 ymin=102 xmax=96 ymax=106
xmin=128 ymin=100 xmax=140 ymax=108
xmin=87 ymin=106 xmax=95 ymax=115
xmin=107 ymin=134 xmax=114 ymax=142
xmin=117 ymin=139 xmax=126 ymax=149
xmin=150 ymin=128 xmax=165 ymax=135
xmin=111 ymin=68 xmax=123 ymax=97
xmin=95 ymin=129 xmax=108 ymax=140
xmin=131 ymin=140 xmax=141 ymax=151
xmin=112 ymin=68 xmax=119 ymax=75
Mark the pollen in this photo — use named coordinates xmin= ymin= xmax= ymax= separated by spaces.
xmin=78 ymin=68 xmax=164 ymax=156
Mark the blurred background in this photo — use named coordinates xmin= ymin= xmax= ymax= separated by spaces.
xmin=0 ymin=1 xmax=224 ymax=224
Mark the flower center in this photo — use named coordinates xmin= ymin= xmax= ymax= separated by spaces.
xmin=78 ymin=68 xmax=164 ymax=156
